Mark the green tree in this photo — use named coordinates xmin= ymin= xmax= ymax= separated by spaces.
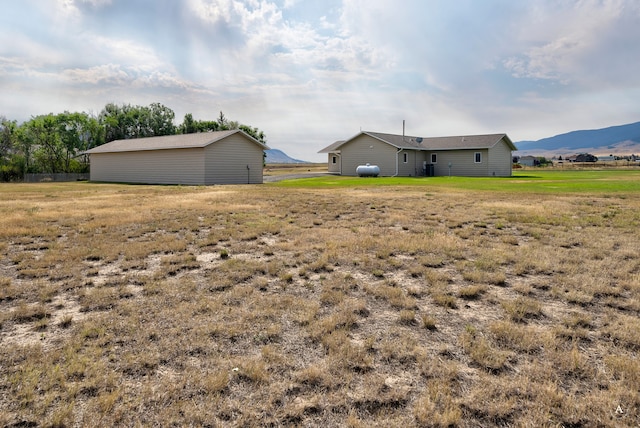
xmin=148 ymin=102 xmax=175 ymax=136
xmin=217 ymin=111 xmax=228 ymax=129
xmin=10 ymin=112 xmax=104 ymax=175
xmin=24 ymin=114 xmax=65 ymax=173
xmin=180 ymin=113 xmax=222 ymax=133
xmin=14 ymin=123 xmax=34 ymax=174
xmin=0 ymin=116 xmax=22 ymax=181
xmin=179 ymin=113 xmax=220 ymax=133
xmin=536 ymin=156 xmax=552 ymax=167
xmin=56 ymin=111 xmax=103 ymax=172
xmin=216 ymin=111 xmax=239 ymax=131
xmin=100 ymin=103 xmax=130 ymax=142
xmin=180 ymin=111 xmax=266 ymax=144
xmin=180 ymin=113 xmax=197 ymax=134
xmin=99 ymin=102 xmax=175 ymax=142
xmin=239 ymin=124 xmax=266 ymax=144
xmin=197 ymin=120 xmax=220 ymax=132
xmin=0 ymin=116 xmax=15 ymax=164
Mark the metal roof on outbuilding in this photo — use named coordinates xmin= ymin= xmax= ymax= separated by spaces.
xmin=85 ymin=129 xmax=268 ymax=154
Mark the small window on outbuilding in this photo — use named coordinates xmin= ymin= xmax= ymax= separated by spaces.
xmin=431 ymin=153 xmax=437 ymax=163
xmin=403 ymin=152 xmax=408 ymax=163
xmin=331 ymin=155 xmax=337 ymax=164
xmin=474 ymin=152 xmax=482 ymax=163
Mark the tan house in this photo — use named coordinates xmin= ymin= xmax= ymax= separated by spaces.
xmin=86 ymin=130 xmax=268 ymax=185
xmin=517 ymin=155 xmax=538 ymax=167
xmin=319 ymin=131 xmax=516 ymax=177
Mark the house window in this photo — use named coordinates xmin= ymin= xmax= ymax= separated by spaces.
xmin=331 ymin=156 xmax=337 ymax=164
xmin=431 ymin=153 xmax=437 ymax=163
xmin=403 ymin=152 xmax=408 ymax=163
xmin=474 ymin=152 xmax=482 ymax=163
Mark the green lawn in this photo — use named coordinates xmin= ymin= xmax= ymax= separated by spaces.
xmin=272 ymin=169 xmax=640 ymax=194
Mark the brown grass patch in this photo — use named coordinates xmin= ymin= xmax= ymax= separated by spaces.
xmin=1 ymin=181 xmax=639 ymax=426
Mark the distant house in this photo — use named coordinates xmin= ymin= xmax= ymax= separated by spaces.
xmin=518 ymin=155 xmax=538 ymax=167
xmin=598 ymin=155 xmax=616 ymax=162
xmin=85 ymin=130 xmax=268 ymax=185
xmin=319 ymin=131 xmax=516 ymax=177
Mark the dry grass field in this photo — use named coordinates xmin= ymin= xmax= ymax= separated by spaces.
xmin=1 ymin=172 xmax=640 ymax=427
xmin=263 ymin=163 xmax=327 ymax=176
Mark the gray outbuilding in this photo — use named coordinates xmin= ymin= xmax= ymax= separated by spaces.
xmin=86 ymin=130 xmax=268 ymax=185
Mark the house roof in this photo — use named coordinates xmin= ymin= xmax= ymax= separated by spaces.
xmin=86 ymin=129 xmax=268 ymax=154
xmin=318 ymin=140 xmax=346 ymax=154
xmin=318 ymin=131 xmax=516 ymax=153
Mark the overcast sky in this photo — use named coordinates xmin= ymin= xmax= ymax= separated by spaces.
xmin=1 ymin=0 xmax=639 ymax=161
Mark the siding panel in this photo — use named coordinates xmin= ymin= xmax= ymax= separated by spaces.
xmin=429 ymin=150 xmax=488 ymax=177
xmin=340 ymin=135 xmax=398 ymax=176
xmin=90 ymin=149 xmax=205 ymax=184
xmin=488 ymin=138 xmax=513 ymax=176
xmin=397 ymin=150 xmax=423 ymax=176
xmin=205 ymin=134 xmax=264 ymax=184
xmin=327 ymin=154 xmax=341 ymax=173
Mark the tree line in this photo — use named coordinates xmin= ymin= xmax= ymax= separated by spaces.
xmin=0 ymin=103 xmax=266 ymax=181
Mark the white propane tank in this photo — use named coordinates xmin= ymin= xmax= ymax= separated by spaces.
xmin=356 ymin=163 xmax=380 ymax=177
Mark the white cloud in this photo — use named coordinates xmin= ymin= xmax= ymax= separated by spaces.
xmin=502 ymin=0 xmax=640 ymax=88
xmin=59 ymin=64 xmax=195 ymax=92
xmin=62 ymin=64 xmax=131 ymax=85
xmin=187 ymin=0 xmax=236 ymax=23
xmin=1 ymin=0 xmax=639 ymax=160
xmin=282 ymin=0 xmax=297 ymax=9
xmin=319 ymin=15 xmax=336 ymax=30
xmin=178 ymin=0 xmax=392 ymax=104
xmin=83 ymin=36 xmax=162 ymax=68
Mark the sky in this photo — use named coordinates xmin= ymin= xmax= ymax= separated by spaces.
xmin=1 ymin=0 xmax=639 ymax=161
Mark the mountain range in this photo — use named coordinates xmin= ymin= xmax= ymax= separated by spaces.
xmin=264 ymin=149 xmax=309 ymax=164
xmin=515 ymin=121 xmax=640 ymax=157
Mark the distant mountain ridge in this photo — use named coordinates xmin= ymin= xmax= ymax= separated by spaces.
xmin=265 ymin=149 xmax=309 ymax=164
xmin=515 ymin=121 xmax=640 ymax=156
